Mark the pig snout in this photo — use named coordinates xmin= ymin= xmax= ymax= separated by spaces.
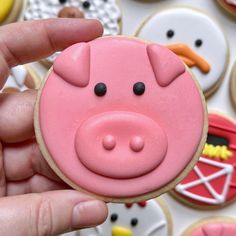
xmin=75 ymin=111 xmax=168 ymax=179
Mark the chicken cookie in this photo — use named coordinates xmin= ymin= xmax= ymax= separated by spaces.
xmin=24 ymin=0 xmax=122 ymax=66
xmin=34 ymin=36 xmax=207 ymax=202
xmin=171 ymin=113 xmax=236 ymax=209
xmin=79 ymin=199 xmax=172 ymax=236
xmin=136 ymin=7 xmax=229 ymax=98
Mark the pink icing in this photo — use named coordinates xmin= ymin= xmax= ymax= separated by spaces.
xmin=191 ymin=223 xmax=236 ymax=236
xmin=39 ymin=37 xmax=205 ymax=198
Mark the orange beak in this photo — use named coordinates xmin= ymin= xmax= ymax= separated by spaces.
xmin=166 ymin=44 xmax=211 ymax=74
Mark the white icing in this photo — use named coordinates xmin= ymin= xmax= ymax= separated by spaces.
xmin=226 ymin=0 xmax=236 ymax=6
xmin=24 ymin=0 xmax=121 ymax=35
xmin=175 ymin=157 xmax=234 ymax=205
xmin=1 ymin=65 xmax=28 ymax=92
xmin=79 ymin=200 xmax=169 ymax=236
xmin=24 ymin=0 xmax=121 ymax=64
xmin=136 ymin=7 xmax=228 ymax=93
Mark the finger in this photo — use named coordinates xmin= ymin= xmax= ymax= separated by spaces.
xmin=0 ymin=190 xmax=108 ymax=235
xmin=0 ymin=89 xmax=36 ymax=143
xmin=6 ymin=175 xmax=68 ymax=196
xmin=0 ymin=143 xmax=6 ymax=197
xmin=4 ymin=140 xmax=61 ymax=181
xmin=0 ymin=18 xmax=103 ymax=87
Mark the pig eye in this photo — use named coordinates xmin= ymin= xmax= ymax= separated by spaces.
xmin=130 ymin=218 xmax=138 ymax=227
xmin=133 ymin=82 xmax=145 ymax=96
xmin=94 ymin=83 xmax=107 ymax=96
xmin=110 ymin=213 xmax=118 ymax=222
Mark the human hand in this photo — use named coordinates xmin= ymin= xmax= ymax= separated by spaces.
xmin=0 ymin=19 xmax=107 ymax=236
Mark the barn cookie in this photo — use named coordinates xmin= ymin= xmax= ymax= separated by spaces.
xmin=171 ymin=113 xmax=236 ymax=209
xmin=218 ymin=0 xmax=236 ymax=16
xmin=135 ymin=7 xmax=229 ymax=98
xmin=230 ymin=61 xmax=236 ymax=110
xmin=34 ymin=36 xmax=207 ymax=202
xmin=79 ymin=198 xmax=172 ymax=236
xmin=0 ymin=0 xmax=24 ymax=25
xmin=24 ymin=0 xmax=122 ymax=67
xmin=2 ymin=65 xmax=40 ymax=93
xmin=181 ymin=217 xmax=236 ymax=236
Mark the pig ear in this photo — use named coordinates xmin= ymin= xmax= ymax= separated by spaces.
xmin=147 ymin=44 xmax=185 ymax=87
xmin=53 ymin=43 xmax=90 ymax=87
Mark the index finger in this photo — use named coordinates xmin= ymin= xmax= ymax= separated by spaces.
xmin=0 ymin=18 xmax=103 ymax=87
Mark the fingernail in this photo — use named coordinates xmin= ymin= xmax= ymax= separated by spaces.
xmin=72 ymin=200 xmax=107 ymax=229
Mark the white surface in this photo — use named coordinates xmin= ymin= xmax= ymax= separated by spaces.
xmin=29 ymin=0 xmax=236 ymax=235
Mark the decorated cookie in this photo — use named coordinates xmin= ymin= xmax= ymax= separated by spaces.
xmin=171 ymin=113 xmax=236 ymax=209
xmin=79 ymin=199 xmax=172 ymax=236
xmin=2 ymin=65 xmax=40 ymax=93
xmin=0 ymin=0 xmax=24 ymax=25
xmin=218 ymin=0 xmax=236 ymax=16
xmin=34 ymin=36 xmax=207 ymax=202
xmin=182 ymin=217 xmax=236 ymax=236
xmin=24 ymin=0 xmax=121 ymax=66
xmin=136 ymin=7 xmax=228 ymax=97
xmin=230 ymin=61 xmax=236 ymax=110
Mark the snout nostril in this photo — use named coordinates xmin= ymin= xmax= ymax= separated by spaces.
xmin=103 ymin=135 xmax=116 ymax=151
xmin=130 ymin=136 xmax=144 ymax=152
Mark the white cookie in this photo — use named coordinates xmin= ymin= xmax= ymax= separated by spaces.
xmin=78 ymin=199 xmax=172 ymax=236
xmin=136 ymin=7 xmax=228 ymax=97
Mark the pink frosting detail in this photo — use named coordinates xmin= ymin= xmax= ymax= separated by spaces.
xmin=39 ymin=37 xmax=204 ymax=197
xmin=191 ymin=223 xmax=236 ymax=236
xmin=147 ymin=44 xmax=185 ymax=87
xmin=75 ymin=111 xmax=167 ymax=179
xmin=53 ymin=43 xmax=90 ymax=87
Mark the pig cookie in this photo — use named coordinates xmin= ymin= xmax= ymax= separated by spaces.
xmin=135 ymin=6 xmax=229 ymax=98
xmin=181 ymin=217 xmax=236 ymax=236
xmin=217 ymin=0 xmax=236 ymax=17
xmin=24 ymin=0 xmax=122 ymax=67
xmin=35 ymin=36 xmax=207 ymax=202
xmin=78 ymin=198 xmax=172 ymax=236
xmin=230 ymin=61 xmax=236 ymax=110
xmin=2 ymin=65 xmax=41 ymax=93
xmin=0 ymin=0 xmax=24 ymax=25
xmin=171 ymin=113 xmax=236 ymax=209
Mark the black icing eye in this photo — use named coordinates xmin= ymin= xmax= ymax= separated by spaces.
xmin=110 ymin=213 xmax=118 ymax=222
xmin=59 ymin=0 xmax=67 ymax=4
xmin=131 ymin=218 xmax=138 ymax=227
xmin=133 ymin=82 xmax=145 ymax=96
xmin=166 ymin=29 xmax=174 ymax=38
xmin=82 ymin=1 xmax=91 ymax=8
xmin=94 ymin=83 xmax=107 ymax=96
xmin=195 ymin=39 xmax=203 ymax=47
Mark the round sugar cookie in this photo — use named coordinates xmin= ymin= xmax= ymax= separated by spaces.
xmin=230 ymin=61 xmax=236 ymax=110
xmin=218 ymin=0 xmax=236 ymax=17
xmin=34 ymin=36 xmax=207 ymax=202
xmin=135 ymin=6 xmax=229 ymax=98
xmin=1 ymin=65 xmax=41 ymax=93
xmin=24 ymin=0 xmax=122 ymax=67
xmin=181 ymin=217 xmax=236 ymax=236
xmin=0 ymin=0 xmax=24 ymax=25
xmin=78 ymin=198 xmax=172 ymax=236
xmin=171 ymin=113 xmax=236 ymax=209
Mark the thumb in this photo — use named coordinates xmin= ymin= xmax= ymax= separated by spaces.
xmin=0 ymin=190 xmax=108 ymax=236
